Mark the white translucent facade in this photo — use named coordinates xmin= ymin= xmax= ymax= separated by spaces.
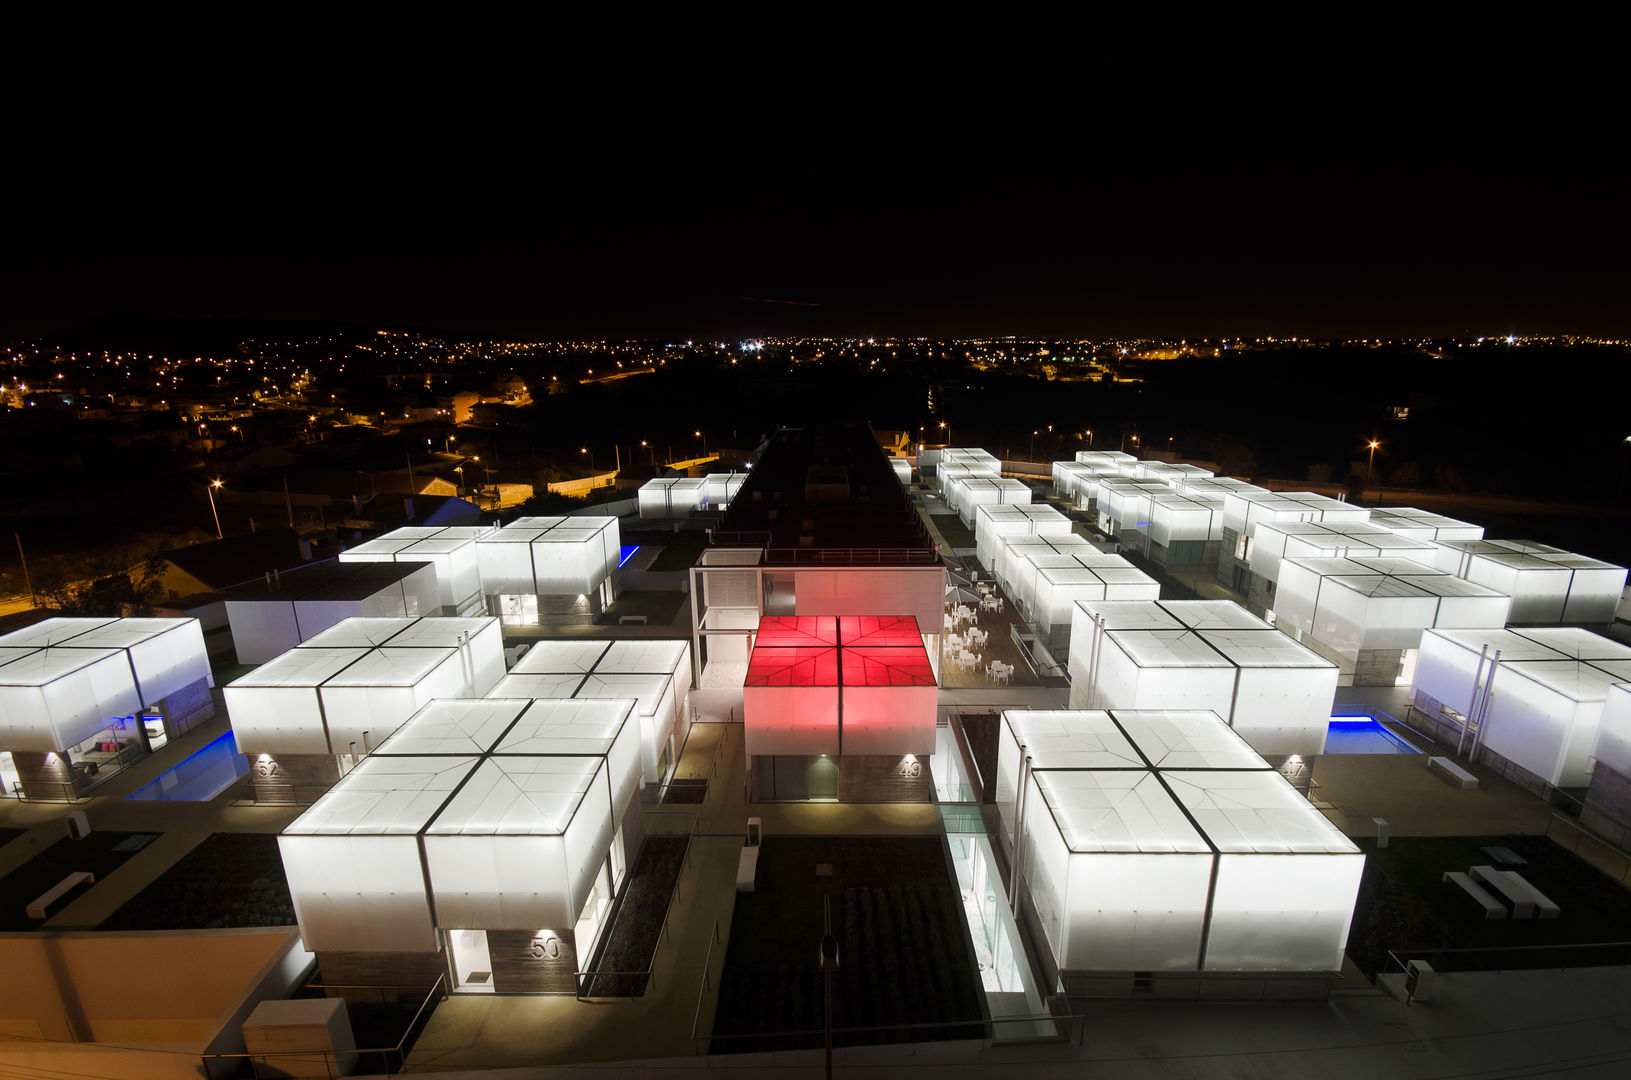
xmin=1415 ymin=627 xmax=1631 ymax=787
xmin=1147 ymin=493 xmax=1225 ymax=547
xmin=1069 ymin=601 xmax=1338 ymax=756
xmin=702 ymin=472 xmax=748 ymax=510
xmin=934 ymin=448 xmax=1000 ymax=491
xmin=339 ymin=525 xmax=490 ymax=616
xmin=1591 ymin=682 xmax=1631 ymax=781
xmin=946 ymin=476 xmax=1032 ymax=528
xmin=1096 ymin=479 xmax=1174 ymax=535
xmin=1075 ymin=450 xmax=1137 ymax=468
xmin=228 ymin=561 xmax=441 ymax=664
xmin=1053 ymin=456 xmax=1137 ymax=510
xmin=227 ymin=617 xmax=505 ymax=756
xmin=0 ymin=617 xmax=212 ymax=752
xmin=997 ymin=709 xmax=1360 ymax=973
xmin=1031 ymin=564 xmax=1160 ymax=645
xmin=298 ymin=616 xmax=506 ymax=697
xmin=890 ymin=458 xmax=911 ymax=487
xmin=485 ymin=637 xmax=692 ymax=784
xmin=638 ymin=477 xmax=707 ymax=519
xmin=1222 ymin=490 xmax=1370 ymax=539
xmin=476 ymin=516 xmax=621 ymax=611
xmin=1425 ymin=540 xmax=1627 ymax=624
xmin=974 ymin=503 xmax=1072 ymax=573
xmin=995 ymin=534 xmax=1100 ymax=607
xmin=1275 ymin=556 xmax=1510 ymax=663
xmin=1248 ymin=521 xmax=1437 ymax=585
xmin=281 ymin=696 xmax=641 ymax=956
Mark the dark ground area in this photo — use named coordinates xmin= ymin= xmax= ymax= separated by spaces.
xmin=586 ymin=835 xmax=689 ymax=996
xmin=646 ymin=531 xmax=711 ymax=571
xmin=100 ymin=832 xmax=294 ymax=930
xmin=1344 ymin=834 xmax=1631 ymax=977
xmin=599 ymin=589 xmax=687 ymax=626
xmin=930 ymin=514 xmax=977 ymax=550
xmin=0 ymin=831 xmax=159 ymax=930
xmin=0 ymin=828 xmax=28 ymax=849
xmin=711 ymin=836 xmax=985 ymax=1053
xmin=661 ymin=779 xmax=708 ymax=805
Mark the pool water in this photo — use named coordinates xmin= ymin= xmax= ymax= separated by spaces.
xmin=618 ymin=544 xmax=640 ymax=568
xmin=1325 ymin=716 xmax=1421 ymax=755
xmin=126 ymin=731 xmax=250 ymax=801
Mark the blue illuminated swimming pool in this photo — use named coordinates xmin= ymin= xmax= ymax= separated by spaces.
xmin=618 ymin=545 xmax=640 ymax=568
xmin=126 ymin=731 xmax=250 ymax=801
xmin=1325 ymin=716 xmax=1421 ymax=755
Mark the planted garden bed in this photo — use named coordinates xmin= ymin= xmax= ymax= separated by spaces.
xmin=711 ymin=836 xmax=984 ymax=1053
xmin=0 ymin=831 xmax=160 ymax=930
xmin=100 ymin=832 xmax=294 ymax=930
xmin=584 ymin=835 xmax=689 ymax=996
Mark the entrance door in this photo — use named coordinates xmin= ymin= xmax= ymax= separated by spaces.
xmin=448 ymin=929 xmax=494 ymax=993
xmin=806 ymin=755 xmax=838 ymax=800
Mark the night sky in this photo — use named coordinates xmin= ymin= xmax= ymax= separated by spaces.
xmin=4 ymin=8 xmax=1623 ymax=342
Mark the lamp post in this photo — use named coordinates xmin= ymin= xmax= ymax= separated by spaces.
xmin=1030 ymin=429 xmax=1038 ymax=461
xmin=453 ymin=465 xmax=464 ymax=496
xmin=1085 ymin=428 xmax=1093 ymax=448
xmin=207 ymin=479 xmax=224 ymax=539
xmin=940 ymin=420 xmax=949 ymax=446
xmin=695 ymin=430 xmax=705 ymax=457
xmin=1366 ymin=440 xmax=1380 ymax=497
xmin=818 ymin=893 xmax=840 ymax=1080
xmin=581 ymin=446 xmax=595 ymax=471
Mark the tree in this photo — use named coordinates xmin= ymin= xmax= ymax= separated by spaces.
xmin=1306 ymin=463 xmax=1334 ymax=484
xmin=1389 ymin=461 xmax=1423 ymax=489
xmin=36 ymin=555 xmax=169 ymax=617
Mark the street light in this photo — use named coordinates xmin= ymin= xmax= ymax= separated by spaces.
xmin=1030 ymin=429 xmax=1039 ymax=461
xmin=1366 ymin=440 xmax=1380 ymax=496
xmin=453 ymin=465 xmax=464 ymax=496
xmin=207 ymin=479 xmax=223 ymax=539
xmin=940 ymin=420 xmax=949 ymax=446
xmin=581 ymin=446 xmax=595 ymax=471
xmin=1085 ymin=428 xmax=1093 ymax=447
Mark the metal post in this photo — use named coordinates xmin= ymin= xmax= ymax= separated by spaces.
xmin=1460 ymin=644 xmax=1488 ymax=756
xmin=15 ymin=532 xmax=34 ymax=605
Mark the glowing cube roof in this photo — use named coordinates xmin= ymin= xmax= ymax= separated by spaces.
xmin=747 ymin=614 xmax=931 ymax=687
xmin=754 ymin=616 xmax=839 ymax=647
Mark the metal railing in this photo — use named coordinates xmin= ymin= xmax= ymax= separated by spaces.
xmin=200 ymin=974 xmax=446 ymax=1079
xmin=1385 ymin=941 xmax=1631 ymax=976
xmin=1334 ymin=703 xmax=1442 ymax=755
xmin=574 ymin=815 xmax=698 ymax=998
xmin=1544 ymin=813 xmax=1631 ymax=884
xmin=694 ymin=1008 xmax=1081 ymax=1055
xmin=763 ymin=546 xmax=941 ymax=565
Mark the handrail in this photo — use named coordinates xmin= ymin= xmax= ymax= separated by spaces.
xmin=697 ymin=1007 xmax=1079 ymax=1052
xmin=1385 ymin=940 xmax=1631 ymax=975
xmin=689 ymin=919 xmax=724 ymax=1045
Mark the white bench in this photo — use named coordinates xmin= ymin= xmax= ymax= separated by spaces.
xmin=1469 ymin=865 xmax=1535 ymax=918
xmin=1442 ymin=871 xmax=1506 ymax=919
xmin=1495 ymin=869 xmax=1561 ymax=920
xmin=1428 ymin=756 xmax=1479 ymax=789
xmin=736 ymin=845 xmax=759 ymax=892
xmin=27 ymin=872 xmax=95 ymax=920
xmin=619 ymin=615 xmax=648 ymax=625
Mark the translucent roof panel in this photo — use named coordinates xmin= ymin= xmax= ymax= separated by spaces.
xmin=372 ymin=699 xmax=530 ymax=756
xmin=378 ymin=617 xmax=500 ymax=648
xmin=1425 ymin=628 xmax=1567 ymax=662
xmin=1075 ymin=601 xmax=1184 ymax=631
xmin=1509 ymin=628 xmax=1631 ymax=662
xmin=425 ymin=756 xmax=600 ymax=835
xmin=508 ymin=516 xmax=569 ymax=529
xmin=285 ymin=755 xmax=477 ymax=835
xmin=1198 ymin=629 xmax=1333 ymax=669
xmin=754 ymin=617 xmax=839 ymax=647
xmin=1501 ymin=660 xmax=1624 ymax=703
xmin=298 ymin=618 xmax=414 ymax=648
xmin=322 ymin=647 xmax=456 ymax=687
xmin=492 ymin=670 xmax=589 ymax=699
xmin=1003 ymin=710 xmax=1144 ymax=769
xmin=509 ymin=639 xmax=611 ymax=674
xmin=838 ymin=615 xmax=923 ymax=647
xmin=0 ymin=617 xmax=116 ymax=648
xmin=229 ymin=647 xmax=370 ymax=688
xmin=1161 ymin=602 xmax=1265 ymax=631
xmin=0 ymin=646 xmax=125 ymax=685
xmin=1111 ymin=710 xmax=1270 ymax=770
xmin=341 ymin=535 xmax=424 ymax=556
xmin=42 ymin=617 xmax=192 ymax=650
xmin=1163 ymin=770 xmax=1359 ymax=853
xmin=840 ymin=646 xmax=936 ymax=687
xmin=1106 ymin=631 xmax=1233 ymax=669
xmin=595 ymin=639 xmax=689 ymax=674
xmin=493 ymin=698 xmax=636 ymax=756
xmin=745 ymin=646 xmax=840 ymax=687
xmin=1034 ymin=770 xmax=1210 ymax=854
xmin=573 ymin=673 xmax=671 ymax=716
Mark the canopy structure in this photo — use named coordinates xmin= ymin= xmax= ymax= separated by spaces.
xmin=1415 ymin=627 xmax=1631 ymax=787
xmin=226 ymin=560 xmax=441 ymax=664
xmin=743 ymin=615 xmax=936 ymax=757
xmin=945 ymin=476 xmax=1032 ymax=528
xmin=0 ymin=617 xmax=212 ymax=752
xmin=475 ymin=515 xmax=621 ymax=603
xmin=484 ymin=637 xmax=692 ymax=784
xmin=997 ymin=709 xmax=1360 ymax=973
xmin=1366 ymin=507 xmax=1485 ymax=543
xmin=1425 ymin=540 xmax=1627 ymax=624
xmin=1247 ymin=522 xmax=1437 ymax=586
xmin=974 ymin=503 xmax=1072 ymax=575
xmin=1069 ymin=601 xmax=1338 ymax=756
xmin=1275 ymin=557 xmax=1510 ymax=664
xmin=281 ymin=695 xmax=642 ymax=959
xmin=338 ymin=525 xmax=490 ymax=616
xmin=227 ymin=617 xmax=506 ymax=756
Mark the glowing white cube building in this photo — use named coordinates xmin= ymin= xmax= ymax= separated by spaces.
xmin=1412 ymin=626 xmax=1631 ymax=791
xmin=638 ymin=477 xmax=707 ymax=519
xmin=1367 ymin=507 xmax=1485 ymax=544
xmin=226 ymin=560 xmax=441 ymax=664
xmin=996 ymin=709 xmax=1361 ymax=985
xmin=339 ymin=525 xmax=490 ymax=616
xmin=946 ymin=476 xmax=1032 ymax=528
xmin=1274 ymin=556 xmax=1511 ymax=684
xmin=974 ymin=503 xmax=1073 ymax=574
xmin=0 ymin=617 xmax=214 ymax=798
xmin=1144 ymin=493 xmax=1226 ymax=567
xmin=1425 ymin=540 xmax=1627 ymax=625
xmin=490 ymin=637 xmax=693 ymax=786
xmin=279 ymin=695 xmax=644 ymax=992
xmin=1584 ymin=683 xmax=1631 ymax=846
xmin=1069 ymin=600 xmax=1338 ymax=762
xmin=475 ymin=515 xmax=621 ymax=625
